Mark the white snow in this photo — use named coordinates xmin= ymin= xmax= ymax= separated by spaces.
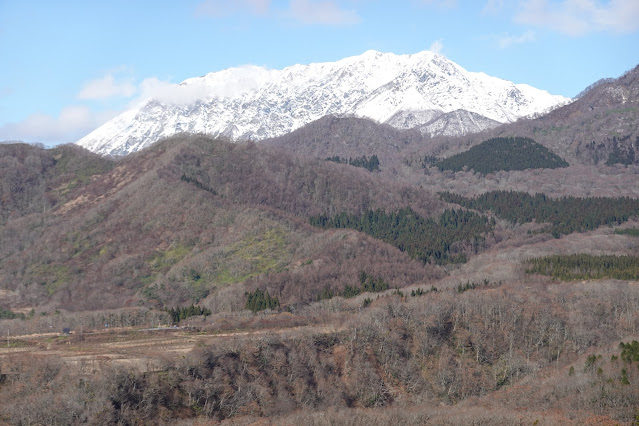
xmin=77 ymin=50 xmax=572 ymax=156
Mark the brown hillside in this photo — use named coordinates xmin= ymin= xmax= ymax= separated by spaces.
xmin=0 ymin=135 xmax=443 ymax=311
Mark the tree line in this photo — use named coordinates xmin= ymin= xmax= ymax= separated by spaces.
xmin=180 ymin=173 xmax=218 ymax=195
xmin=605 ymin=135 xmax=637 ymax=166
xmin=620 ymin=341 xmax=639 ymax=363
xmin=440 ymin=190 xmax=639 ymax=237
xmin=0 ymin=306 xmax=25 ymax=320
xmin=615 ymin=228 xmax=639 ymax=237
xmin=325 ymin=155 xmax=380 ymax=172
xmin=167 ymin=305 xmax=211 ymax=324
xmin=525 ymin=254 xmax=639 ymax=281
xmin=310 ymin=208 xmax=494 ymax=264
xmin=245 ymin=288 xmax=280 ymax=313
xmin=456 ymin=279 xmax=497 ymax=293
xmin=317 ymin=271 xmax=391 ymax=301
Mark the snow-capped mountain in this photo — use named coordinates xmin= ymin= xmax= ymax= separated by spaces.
xmin=77 ymin=50 xmax=570 ymax=156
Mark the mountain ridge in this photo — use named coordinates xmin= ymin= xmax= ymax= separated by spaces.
xmin=76 ymin=50 xmax=570 ymax=156
xmin=424 ymin=63 xmax=639 ymax=166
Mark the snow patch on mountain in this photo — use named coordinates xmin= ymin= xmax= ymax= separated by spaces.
xmin=77 ymin=50 xmax=571 ymax=156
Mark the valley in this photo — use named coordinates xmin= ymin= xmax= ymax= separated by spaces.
xmin=1 ymin=55 xmax=638 ymax=424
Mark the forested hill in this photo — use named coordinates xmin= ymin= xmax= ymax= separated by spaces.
xmin=435 ymin=136 xmax=569 ymax=174
xmin=310 ymin=208 xmax=494 ymax=265
xmin=0 ymin=143 xmax=114 ymax=223
xmin=440 ymin=190 xmax=639 ymax=237
xmin=422 ymin=64 xmax=639 ymax=166
xmin=262 ymin=115 xmax=426 ymax=169
xmin=0 ymin=135 xmax=444 ymax=311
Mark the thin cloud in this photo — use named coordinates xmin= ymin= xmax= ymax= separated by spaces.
xmin=2 ymin=66 xmax=267 ymax=143
xmin=134 ymin=77 xmax=220 ymax=107
xmin=498 ymin=30 xmax=535 ymax=48
xmin=3 ymin=65 xmax=278 ymax=143
xmin=132 ymin=66 xmax=276 ymax=107
xmin=0 ymin=106 xmax=117 ymax=143
xmin=195 ymin=0 xmax=271 ymax=17
xmin=515 ymin=0 xmax=639 ymax=36
xmin=429 ymin=39 xmax=444 ymax=54
xmin=77 ymin=73 xmax=136 ymax=100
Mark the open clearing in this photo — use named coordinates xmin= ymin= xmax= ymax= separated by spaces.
xmin=0 ymin=323 xmax=341 ymax=374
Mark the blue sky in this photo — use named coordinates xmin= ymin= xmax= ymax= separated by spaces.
xmin=1 ymin=0 xmax=638 ymax=145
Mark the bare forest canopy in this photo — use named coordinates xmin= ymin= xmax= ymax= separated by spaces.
xmin=1 ymin=63 xmax=639 ymax=424
xmin=2 ymin=283 xmax=639 ymax=424
xmin=0 ymin=143 xmax=114 ymax=224
xmin=0 ymin=136 xmax=444 ymax=312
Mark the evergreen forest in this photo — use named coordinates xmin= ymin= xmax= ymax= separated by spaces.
xmin=0 ymin=306 xmax=25 ymax=320
xmin=316 ymin=271 xmax=391 ymax=301
xmin=615 ymin=228 xmax=639 ymax=236
xmin=435 ymin=137 xmax=569 ymax=174
xmin=325 ymin=154 xmax=380 ymax=171
xmin=167 ymin=305 xmax=211 ymax=324
xmin=525 ymin=254 xmax=639 ymax=280
xmin=605 ymin=135 xmax=638 ymax=165
xmin=620 ymin=341 xmax=639 ymax=363
xmin=245 ymin=288 xmax=280 ymax=313
xmin=440 ymin=190 xmax=639 ymax=237
xmin=310 ymin=208 xmax=494 ymax=264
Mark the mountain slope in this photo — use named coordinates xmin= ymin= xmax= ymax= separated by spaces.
xmin=426 ymin=64 xmax=639 ymax=166
xmin=0 ymin=143 xmax=114 ymax=223
xmin=0 ymin=135 xmax=444 ymax=311
xmin=76 ymin=50 xmax=569 ymax=156
xmin=262 ymin=115 xmax=427 ymax=170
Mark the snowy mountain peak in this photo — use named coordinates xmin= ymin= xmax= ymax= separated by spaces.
xmin=77 ymin=50 xmax=571 ymax=156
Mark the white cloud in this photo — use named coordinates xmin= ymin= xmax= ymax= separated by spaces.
xmin=515 ymin=0 xmax=639 ymax=36
xmin=77 ymin=73 xmax=136 ymax=100
xmin=0 ymin=106 xmax=117 ymax=143
xmin=195 ymin=0 xmax=271 ymax=17
xmin=498 ymin=30 xmax=536 ymax=48
xmin=135 ymin=77 xmax=204 ymax=107
xmin=285 ymin=0 xmax=360 ymax=25
xmin=0 ymin=64 xmax=281 ymax=143
xmin=132 ymin=65 xmax=275 ymax=107
xmin=429 ymin=39 xmax=444 ymax=54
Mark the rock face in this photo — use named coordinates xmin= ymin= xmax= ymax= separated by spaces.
xmin=76 ymin=50 xmax=570 ymax=156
